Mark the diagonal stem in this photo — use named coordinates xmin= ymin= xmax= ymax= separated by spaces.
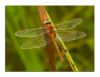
xmin=56 ymin=35 xmax=79 ymax=71
xmin=45 ymin=6 xmax=79 ymax=71
xmin=38 ymin=6 xmax=56 ymax=71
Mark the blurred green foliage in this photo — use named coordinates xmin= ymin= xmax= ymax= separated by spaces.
xmin=5 ymin=6 xmax=94 ymax=72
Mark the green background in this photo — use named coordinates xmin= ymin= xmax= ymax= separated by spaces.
xmin=5 ymin=6 xmax=94 ymax=72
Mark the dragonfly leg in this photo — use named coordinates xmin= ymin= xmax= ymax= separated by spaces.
xmin=51 ymin=33 xmax=64 ymax=63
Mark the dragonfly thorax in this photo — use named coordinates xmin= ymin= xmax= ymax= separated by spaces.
xmin=44 ymin=24 xmax=55 ymax=35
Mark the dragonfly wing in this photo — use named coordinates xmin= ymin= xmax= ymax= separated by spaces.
xmin=57 ymin=31 xmax=86 ymax=42
xmin=21 ymin=35 xmax=49 ymax=49
xmin=15 ymin=28 xmax=44 ymax=38
xmin=21 ymin=38 xmax=34 ymax=49
xmin=56 ymin=18 xmax=83 ymax=30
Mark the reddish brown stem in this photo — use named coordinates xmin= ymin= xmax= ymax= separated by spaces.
xmin=38 ymin=6 xmax=56 ymax=71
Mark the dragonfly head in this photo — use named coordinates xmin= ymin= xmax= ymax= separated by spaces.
xmin=43 ymin=19 xmax=51 ymax=25
xmin=43 ymin=19 xmax=55 ymax=36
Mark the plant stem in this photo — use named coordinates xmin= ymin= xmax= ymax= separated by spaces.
xmin=45 ymin=6 xmax=79 ymax=72
xmin=57 ymin=35 xmax=79 ymax=71
xmin=38 ymin=6 xmax=56 ymax=71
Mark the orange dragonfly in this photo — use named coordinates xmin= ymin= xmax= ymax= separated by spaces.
xmin=15 ymin=18 xmax=86 ymax=60
xmin=15 ymin=18 xmax=86 ymax=48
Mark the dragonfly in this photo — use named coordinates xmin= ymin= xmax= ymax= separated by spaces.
xmin=15 ymin=18 xmax=86 ymax=61
xmin=15 ymin=18 xmax=86 ymax=48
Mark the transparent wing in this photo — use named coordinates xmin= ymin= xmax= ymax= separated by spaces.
xmin=57 ymin=31 xmax=86 ymax=42
xmin=15 ymin=28 xmax=44 ymax=38
xmin=21 ymin=35 xmax=49 ymax=49
xmin=56 ymin=18 xmax=83 ymax=30
xmin=21 ymin=38 xmax=34 ymax=49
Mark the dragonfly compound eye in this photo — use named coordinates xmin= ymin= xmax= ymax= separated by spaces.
xmin=43 ymin=20 xmax=51 ymax=25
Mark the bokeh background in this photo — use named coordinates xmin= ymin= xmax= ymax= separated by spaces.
xmin=5 ymin=6 xmax=94 ymax=72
